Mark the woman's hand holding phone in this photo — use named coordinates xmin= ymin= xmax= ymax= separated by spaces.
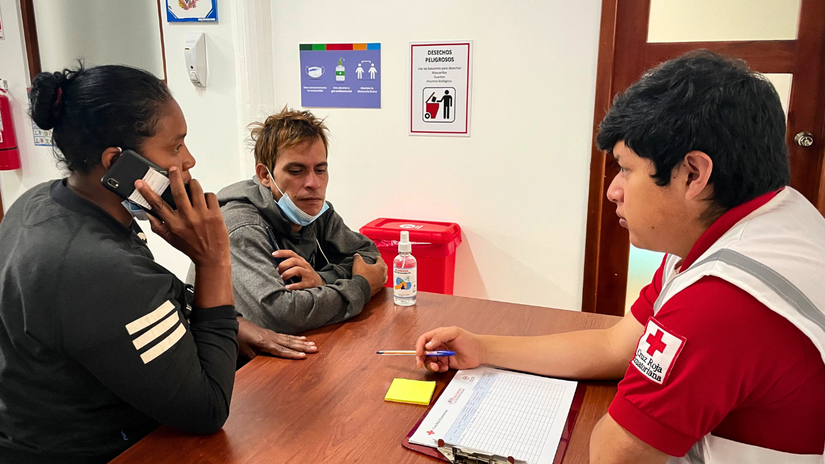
xmin=135 ymin=167 xmax=234 ymax=308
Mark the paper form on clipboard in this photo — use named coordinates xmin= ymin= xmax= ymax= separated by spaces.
xmin=409 ymin=366 xmax=578 ymax=464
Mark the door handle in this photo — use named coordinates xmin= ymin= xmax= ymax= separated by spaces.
xmin=794 ymin=131 xmax=814 ymax=147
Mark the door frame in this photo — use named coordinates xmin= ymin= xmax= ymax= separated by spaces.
xmin=582 ymin=0 xmax=825 ymax=316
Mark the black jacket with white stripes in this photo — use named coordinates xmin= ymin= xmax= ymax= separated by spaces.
xmin=0 ymin=180 xmax=239 ymax=463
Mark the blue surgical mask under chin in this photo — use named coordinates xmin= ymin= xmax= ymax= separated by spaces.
xmin=266 ymin=166 xmax=329 ymax=227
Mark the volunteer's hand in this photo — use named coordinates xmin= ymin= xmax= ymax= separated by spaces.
xmin=274 ymin=249 xmax=325 ymax=290
xmin=135 ymin=167 xmax=229 ymax=268
xmin=237 ymin=317 xmax=317 ymax=360
xmin=352 ymin=253 xmax=387 ymax=297
xmin=415 ymin=326 xmax=484 ymax=373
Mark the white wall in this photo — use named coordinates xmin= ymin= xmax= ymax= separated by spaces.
xmin=270 ymin=1 xmax=602 ymax=310
xmin=2 ymin=0 xmax=603 ymax=311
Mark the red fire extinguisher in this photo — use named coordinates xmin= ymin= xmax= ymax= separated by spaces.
xmin=0 ymin=89 xmax=22 ymax=171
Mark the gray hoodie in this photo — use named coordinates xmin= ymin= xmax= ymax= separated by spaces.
xmin=187 ymin=177 xmax=379 ymax=334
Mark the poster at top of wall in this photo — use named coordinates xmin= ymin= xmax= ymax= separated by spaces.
xmin=167 ymin=0 xmax=217 ymax=23
xmin=299 ymin=43 xmax=381 ymax=109
xmin=410 ymin=41 xmax=472 ymax=137
xmin=0 ymin=6 xmax=5 ymax=40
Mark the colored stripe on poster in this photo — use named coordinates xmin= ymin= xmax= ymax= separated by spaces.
xmin=299 ymin=43 xmax=381 ymax=51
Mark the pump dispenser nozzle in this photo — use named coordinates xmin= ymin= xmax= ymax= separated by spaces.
xmin=399 ymin=231 xmax=411 ymax=253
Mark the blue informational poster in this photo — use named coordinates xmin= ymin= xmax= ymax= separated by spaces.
xmin=167 ymin=0 xmax=217 ymax=23
xmin=299 ymin=43 xmax=381 ymax=109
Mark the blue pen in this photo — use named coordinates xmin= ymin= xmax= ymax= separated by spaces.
xmin=376 ymin=350 xmax=456 ymax=356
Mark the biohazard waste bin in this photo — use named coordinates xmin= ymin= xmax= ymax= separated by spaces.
xmin=360 ymin=218 xmax=462 ymax=295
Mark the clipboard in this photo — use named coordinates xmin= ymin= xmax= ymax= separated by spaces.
xmin=403 ymin=381 xmax=587 ymax=463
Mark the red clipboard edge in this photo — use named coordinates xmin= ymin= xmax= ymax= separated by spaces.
xmin=553 ymin=383 xmax=587 ymax=464
xmin=402 ymin=385 xmax=450 ymax=462
xmin=402 ymin=383 xmax=588 ymax=463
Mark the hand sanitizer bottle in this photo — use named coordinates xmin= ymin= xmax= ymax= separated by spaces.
xmin=335 ymin=58 xmax=346 ymax=82
xmin=393 ymin=231 xmax=417 ymax=306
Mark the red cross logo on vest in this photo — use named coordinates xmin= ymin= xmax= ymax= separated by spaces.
xmin=632 ymin=318 xmax=687 ymax=386
xmin=427 ymin=430 xmax=435 ymax=436
xmin=646 ymin=330 xmax=667 ymax=356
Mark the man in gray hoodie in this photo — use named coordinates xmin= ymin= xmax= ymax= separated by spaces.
xmin=189 ymin=108 xmax=387 ymax=346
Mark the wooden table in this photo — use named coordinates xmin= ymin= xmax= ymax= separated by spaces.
xmin=112 ymin=289 xmax=621 ymax=464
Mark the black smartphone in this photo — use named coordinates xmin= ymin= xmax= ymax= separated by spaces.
xmin=101 ymin=149 xmax=190 ymax=218
xmin=264 ymin=225 xmax=300 ymax=285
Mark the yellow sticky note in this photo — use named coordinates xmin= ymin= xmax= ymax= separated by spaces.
xmin=384 ymin=378 xmax=436 ymax=405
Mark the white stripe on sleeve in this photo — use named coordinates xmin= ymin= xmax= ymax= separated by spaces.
xmin=125 ymin=300 xmax=175 ymax=335
xmin=132 ymin=312 xmax=180 ymax=350
xmin=139 ymin=323 xmax=186 ymax=364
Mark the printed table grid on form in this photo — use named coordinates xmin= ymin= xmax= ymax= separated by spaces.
xmin=443 ymin=372 xmax=563 ymax=462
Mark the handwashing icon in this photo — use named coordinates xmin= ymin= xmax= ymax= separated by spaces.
xmin=305 ymin=66 xmax=325 ymax=79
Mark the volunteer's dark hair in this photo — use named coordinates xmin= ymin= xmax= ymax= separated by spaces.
xmin=597 ymin=50 xmax=789 ymax=219
xmin=29 ymin=63 xmax=173 ymax=173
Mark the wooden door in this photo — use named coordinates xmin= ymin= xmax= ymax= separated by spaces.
xmin=583 ymin=0 xmax=825 ymax=316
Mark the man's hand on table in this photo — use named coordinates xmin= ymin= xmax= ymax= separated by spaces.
xmin=237 ymin=317 xmax=318 ymax=360
xmin=415 ymin=326 xmax=484 ymax=372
